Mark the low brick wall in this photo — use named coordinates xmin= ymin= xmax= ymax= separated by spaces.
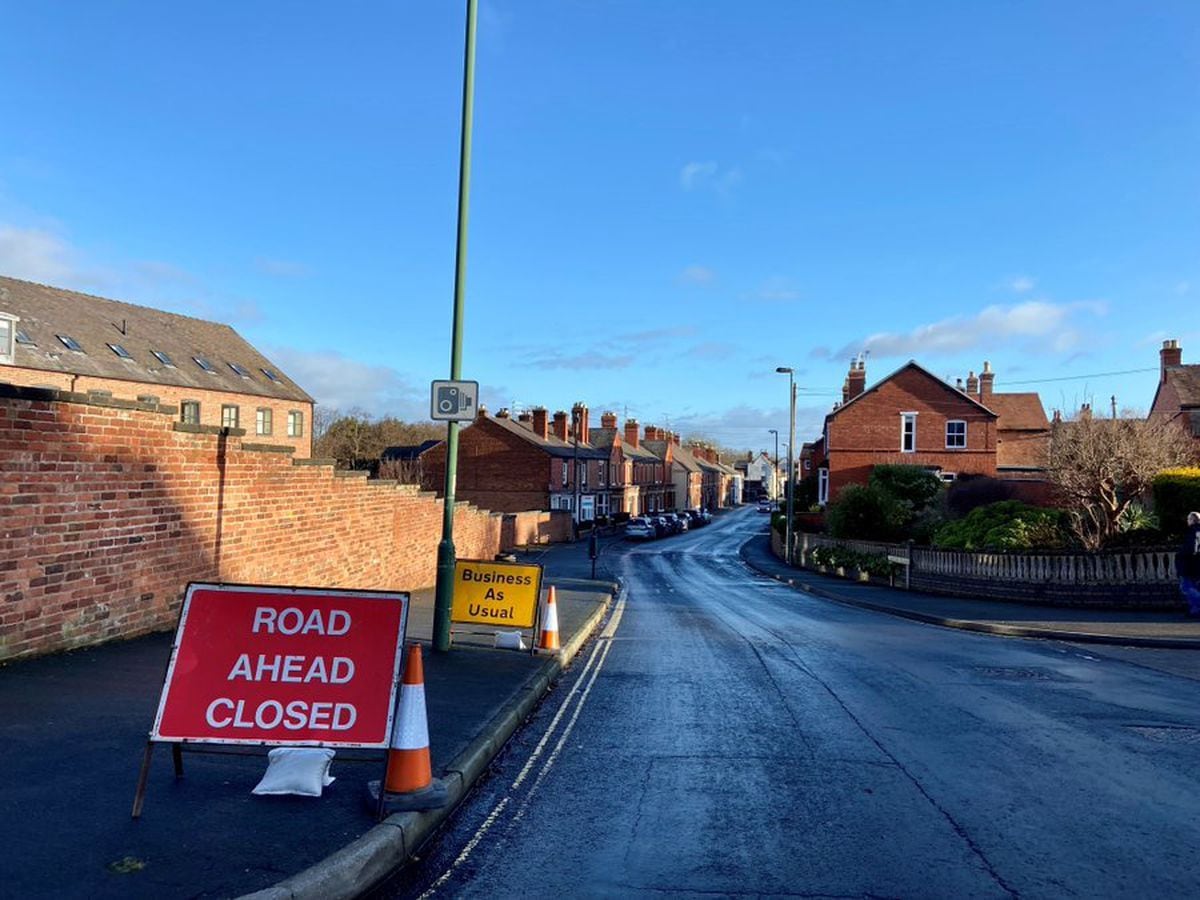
xmin=0 ymin=385 xmax=504 ymax=661
xmin=500 ymin=510 xmax=574 ymax=548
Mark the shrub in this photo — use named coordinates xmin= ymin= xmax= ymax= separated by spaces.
xmin=868 ymin=465 xmax=943 ymax=514
xmin=826 ymin=484 xmax=907 ymax=541
xmin=1152 ymin=468 xmax=1200 ymax=538
xmin=945 ymin=475 xmax=1015 ymax=519
xmin=932 ymin=500 xmax=1070 ymax=551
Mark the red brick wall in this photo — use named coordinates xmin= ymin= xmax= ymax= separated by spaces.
xmin=500 ymin=510 xmax=574 ymax=547
xmin=827 ymin=368 xmax=997 ymax=498
xmin=1 ymin=365 xmax=313 ymax=457
xmin=423 ymin=419 xmax=552 ymax=512
xmin=0 ymin=385 xmax=500 ymax=662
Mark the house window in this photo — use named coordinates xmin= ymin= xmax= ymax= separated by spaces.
xmin=945 ymin=420 xmax=966 ymax=449
xmin=0 ymin=314 xmax=14 ymax=364
xmin=180 ymin=401 xmax=200 ymax=425
xmin=229 ymin=362 xmax=253 ymax=378
xmin=900 ymin=412 xmax=917 ymax=452
xmin=221 ymin=405 xmax=239 ymax=429
xmin=598 ymin=463 xmax=606 ymax=486
xmin=57 ymin=334 xmax=84 ymax=352
xmin=151 ymin=350 xmax=175 ymax=367
xmin=107 ymin=343 xmax=133 ymax=359
xmin=561 ymin=461 xmax=568 ymax=487
xmin=804 ymin=459 xmax=811 ymax=471
xmin=256 ymin=408 xmax=273 ymax=436
xmin=287 ymin=410 xmax=304 ymax=437
xmin=818 ymin=468 xmax=829 ymax=505
xmin=580 ymin=461 xmax=588 ymax=487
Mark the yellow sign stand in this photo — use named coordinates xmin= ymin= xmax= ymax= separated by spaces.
xmin=451 ymin=559 xmax=543 ymax=629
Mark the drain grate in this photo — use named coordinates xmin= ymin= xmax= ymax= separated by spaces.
xmin=1125 ymin=725 xmax=1200 ymax=744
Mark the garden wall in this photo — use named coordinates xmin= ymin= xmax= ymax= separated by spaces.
xmin=0 ymin=384 xmax=505 ymax=662
xmin=500 ymin=510 xmax=574 ymax=548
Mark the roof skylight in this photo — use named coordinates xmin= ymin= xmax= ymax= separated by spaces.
xmin=151 ymin=350 xmax=176 ymax=368
xmin=15 ymin=330 xmax=35 ymax=345
xmin=57 ymin=335 xmax=84 ymax=352
xmin=193 ymin=356 xmax=217 ymax=373
xmin=228 ymin=362 xmax=252 ymax=378
xmin=260 ymin=367 xmax=282 ymax=383
xmin=108 ymin=343 xmax=133 ymax=359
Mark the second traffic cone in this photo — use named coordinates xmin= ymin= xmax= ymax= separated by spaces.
xmin=367 ymin=643 xmax=448 ymax=815
xmin=538 ymin=585 xmax=561 ymax=651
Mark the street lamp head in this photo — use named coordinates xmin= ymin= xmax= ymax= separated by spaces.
xmin=775 ymin=366 xmax=793 ymax=374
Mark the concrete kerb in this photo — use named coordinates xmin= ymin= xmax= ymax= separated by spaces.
xmin=241 ymin=588 xmax=614 ymax=900
xmin=741 ymin=541 xmax=1200 ymax=651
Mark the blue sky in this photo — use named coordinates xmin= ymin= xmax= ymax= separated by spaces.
xmin=2 ymin=1 xmax=1197 ymax=452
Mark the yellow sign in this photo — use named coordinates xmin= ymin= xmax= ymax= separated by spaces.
xmin=451 ymin=560 xmax=543 ymax=629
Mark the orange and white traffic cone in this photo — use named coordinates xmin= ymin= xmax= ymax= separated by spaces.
xmin=538 ymin=586 xmax=561 ymax=652
xmin=367 ymin=643 xmax=448 ymax=815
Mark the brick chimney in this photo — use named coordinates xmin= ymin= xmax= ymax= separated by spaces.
xmin=979 ymin=361 xmax=994 ymax=401
xmin=495 ymin=407 xmax=509 ymax=419
xmin=965 ymin=370 xmax=978 ymax=395
xmin=1161 ymin=339 xmax=1183 ymax=381
xmin=571 ymin=402 xmax=589 ymax=441
xmin=624 ymin=418 xmax=640 ymax=448
xmin=601 ymin=411 xmax=617 ymax=429
xmin=672 ymin=432 xmax=680 ymax=446
xmin=644 ymin=425 xmax=660 ymax=442
xmin=531 ymin=407 xmax=549 ymax=439
xmin=847 ymin=357 xmax=866 ymax=400
xmin=552 ymin=410 xmax=569 ymax=441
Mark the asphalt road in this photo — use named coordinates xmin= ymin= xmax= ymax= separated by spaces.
xmin=382 ymin=508 xmax=1200 ymax=899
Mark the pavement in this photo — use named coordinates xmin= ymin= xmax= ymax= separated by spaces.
xmin=0 ymin=575 xmax=615 ymax=900
xmin=740 ymin=528 xmax=1200 ymax=649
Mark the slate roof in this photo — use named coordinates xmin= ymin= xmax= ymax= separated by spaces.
xmin=828 ymin=360 xmax=998 ymax=420
xmin=646 ymin=440 xmax=698 ymax=472
xmin=487 ymin=414 xmax=607 ymax=460
xmin=1165 ymin=366 xmax=1200 ymax=407
xmin=986 ymin=392 xmax=1049 ymax=432
xmin=0 ymin=275 xmax=311 ymax=403
xmin=383 ymin=440 xmax=440 ymax=461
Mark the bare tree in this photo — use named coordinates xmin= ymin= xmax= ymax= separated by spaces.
xmin=1048 ymin=408 xmax=1198 ymax=548
xmin=377 ymin=456 xmax=424 ymax=484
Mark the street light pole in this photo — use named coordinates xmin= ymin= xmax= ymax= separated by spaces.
xmin=776 ymin=367 xmax=796 ymax=566
xmin=433 ymin=0 xmax=479 ymax=654
xmin=768 ymin=428 xmax=778 ymax=500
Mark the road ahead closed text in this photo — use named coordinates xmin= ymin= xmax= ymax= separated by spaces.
xmin=152 ymin=585 xmax=407 ymax=747
xmin=451 ymin=560 xmax=542 ymax=629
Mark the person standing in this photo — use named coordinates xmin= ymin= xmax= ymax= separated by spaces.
xmin=1177 ymin=512 xmax=1200 ymax=616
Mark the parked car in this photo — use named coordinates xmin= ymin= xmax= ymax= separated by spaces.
xmin=651 ymin=516 xmax=671 ymax=538
xmin=624 ymin=517 xmax=656 ymax=540
xmin=668 ymin=512 xmax=688 ymax=533
xmin=685 ymin=509 xmax=708 ymax=528
xmin=757 ymin=498 xmax=774 ymax=513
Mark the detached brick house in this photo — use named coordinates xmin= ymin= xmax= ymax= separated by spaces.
xmin=813 ymin=356 xmax=1049 ymax=504
xmin=1150 ymin=339 xmax=1200 ymax=443
xmin=0 ymin=275 xmax=314 ymax=455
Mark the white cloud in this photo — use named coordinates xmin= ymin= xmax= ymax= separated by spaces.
xmin=679 ymin=161 xmax=742 ymax=194
xmin=837 ymin=301 xmax=1106 ymax=359
xmin=678 ymin=265 xmax=716 ymax=285
xmin=255 ymin=257 xmax=312 ymax=278
xmin=522 ymin=350 xmax=635 ymax=371
xmin=266 ymin=347 xmax=427 ymax=419
xmin=0 ymin=224 xmax=81 ymax=284
xmin=1009 ymin=275 xmax=1036 ymax=293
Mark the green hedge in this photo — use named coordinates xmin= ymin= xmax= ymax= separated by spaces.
xmin=1152 ymin=468 xmax=1200 ymax=538
xmin=932 ymin=500 xmax=1070 ymax=551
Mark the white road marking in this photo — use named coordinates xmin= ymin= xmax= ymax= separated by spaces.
xmin=419 ymin=591 xmax=626 ymax=895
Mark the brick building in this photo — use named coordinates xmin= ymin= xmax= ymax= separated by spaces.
xmin=621 ymin=419 xmax=674 ymax=514
xmin=0 ymin=275 xmax=313 ymax=456
xmin=1150 ymin=339 xmax=1200 ymax=442
xmin=813 ymin=356 xmax=1049 ymax=503
xmin=421 ymin=404 xmax=610 ymax=521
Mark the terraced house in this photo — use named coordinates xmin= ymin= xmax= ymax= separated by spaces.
xmin=0 ymin=275 xmax=313 ymax=456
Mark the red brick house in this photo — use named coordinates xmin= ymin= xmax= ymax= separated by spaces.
xmin=813 ymin=357 xmax=1049 ymax=503
xmin=1150 ymin=339 xmax=1200 ymax=443
xmin=421 ymin=404 xmax=610 ymax=520
xmin=0 ymin=275 xmax=314 ymax=456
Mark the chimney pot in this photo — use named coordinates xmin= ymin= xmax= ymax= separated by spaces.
xmin=979 ymin=361 xmax=995 ymax=399
xmin=552 ymin=410 xmax=569 ymax=441
xmin=601 ymin=411 xmax=617 ymax=429
xmin=1161 ymin=338 xmax=1183 ymax=381
xmin=531 ymin=407 xmax=549 ymax=439
xmin=847 ymin=359 xmax=867 ymax=400
xmin=624 ymin=418 xmax=640 ymax=448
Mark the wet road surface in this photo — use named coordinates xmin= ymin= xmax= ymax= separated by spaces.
xmin=381 ymin=508 xmax=1200 ymax=898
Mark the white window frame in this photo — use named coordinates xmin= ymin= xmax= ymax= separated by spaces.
xmin=256 ymin=407 xmax=272 ymax=436
xmin=580 ymin=460 xmax=588 ymax=487
xmin=221 ymin=404 xmax=239 ymax=429
xmin=287 ymin=410 xmax=304 ymax=437
xmin=561 ymin=461 xmax=569 ymax=487
xmin=0 ymin=312 xmax=16 ymax=365
xmin=818 ymin=468 xmax=829 ymax=505
xmin=945 ymin=419 xmax=966 ymax=450
xmin=900 ymin=412 xmax=917 ymax=453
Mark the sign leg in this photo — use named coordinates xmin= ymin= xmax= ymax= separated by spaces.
xmin=131 ymin=741 xmax=155 ymax=819
xmin=172 ymin=743 xmax=184 ymax=778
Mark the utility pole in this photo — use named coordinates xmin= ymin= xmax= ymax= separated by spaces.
xmin=432 ymin=0 xmax=478 ymax=654
xmin=572 ymin=406 xmax=581 ymax=536
xmin=776 ymin=366 xmax=796 ymax=565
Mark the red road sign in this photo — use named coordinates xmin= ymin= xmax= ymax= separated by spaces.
xmin=152 ymin=583 xmax=409 ymax=747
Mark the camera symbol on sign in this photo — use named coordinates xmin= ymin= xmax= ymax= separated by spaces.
xmin=437 ymin=386 xmax=462 ymax=415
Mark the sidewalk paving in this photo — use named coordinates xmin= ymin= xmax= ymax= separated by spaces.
xmin=0 ymin=577 xmax=613 ymax=900
xmin=740 ymin=531 xmax=1200 ymax=649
